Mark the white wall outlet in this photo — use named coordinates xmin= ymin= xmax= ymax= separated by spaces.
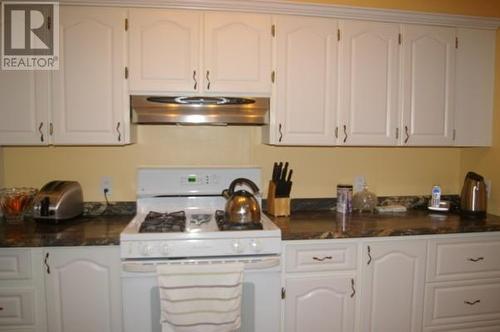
xmin=354 ymin=176 xmax=366 ymax=193
xmin=100 ymin=176 xmax=113 ymax=196
xmin=485 ymin=179 xmax=492 ymax=199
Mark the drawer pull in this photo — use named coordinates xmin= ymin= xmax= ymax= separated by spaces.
xmin=312 ymin=256 xmax=332 ymax=262
xmin=467 ymin=257 xmax=484 ymax=262
xmin=350 ymin=278 xmax=355 ymax=298
xmin=464 ymin=300 xmax=481 ymax=306
xmin=0 ymin=307 xmax=3 ymax=310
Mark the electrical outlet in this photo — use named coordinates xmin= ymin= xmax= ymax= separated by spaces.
xmin=100 ymin=176 xmax=112 ymax=196
xmin=485 ymin=179 xmax=492 ymax=199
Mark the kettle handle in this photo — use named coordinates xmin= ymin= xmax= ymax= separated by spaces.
xmin=227 ymin=178 xmax=260 ymax=196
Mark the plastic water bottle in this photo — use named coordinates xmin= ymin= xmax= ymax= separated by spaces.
xmin=431 ymin=185 xmax=441 ymax=207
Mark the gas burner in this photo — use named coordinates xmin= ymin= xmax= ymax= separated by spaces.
xmin=139 ymin=211 xmax=186 ymax=233
xmin=190 ymin=214 xmax=212 ymax=226
xmin=215 ymin=210 xmax=263 ymax=231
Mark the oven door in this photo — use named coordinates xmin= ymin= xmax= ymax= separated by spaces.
xmin=121 ymin=256 xmax=281 ymax=332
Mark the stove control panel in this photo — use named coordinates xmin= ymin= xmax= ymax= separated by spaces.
xmin=121 ymin=238 xmax=281 ymax=259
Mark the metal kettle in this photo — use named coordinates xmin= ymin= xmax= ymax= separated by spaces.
xmin=460 ymin=171 xmax=487 ymax=219
xmin=222 ymin=178 xmax=261 ymax=224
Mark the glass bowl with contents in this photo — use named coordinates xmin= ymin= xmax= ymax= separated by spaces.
xmin=0 ymin=187 xmax=38 ymax=222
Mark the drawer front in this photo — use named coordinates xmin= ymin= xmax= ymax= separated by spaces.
xmin=285 ymin=242 xmax=357 ymax=272
xmin=427 ymin=238 xmax=500 ymax=281
xmin=0 ymin=288 xmax=35 ymax=326
xmin=424 ymin=280 xmax=500 ymax=326
xmin=0 ymin=250 xmax=31 ymax=280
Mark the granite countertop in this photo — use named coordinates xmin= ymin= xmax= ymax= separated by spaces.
xmin=0 ymin=215 xmax=131 ymax=247
xmin=269 ymin=210 xmax=500 ymax=241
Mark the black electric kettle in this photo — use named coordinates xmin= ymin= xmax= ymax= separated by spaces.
xmin=222 ymin=178 xmax=261 ymax=224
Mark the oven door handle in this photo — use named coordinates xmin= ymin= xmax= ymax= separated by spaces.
xmin=122 ymin=257 xmax=280 ymax=273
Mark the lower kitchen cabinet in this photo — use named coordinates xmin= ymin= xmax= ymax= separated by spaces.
xmin=359 ymin=240 xmax=427 ymax=332
xmin=0 ymin=246 xmax=122 ymax=332
xmin=43 ymin=246 xmax=123 ymax=332
xmin=284 ymin=274 xmax=356 ymax=332
xmin=283 ymin=241 xmax=357 ymax=332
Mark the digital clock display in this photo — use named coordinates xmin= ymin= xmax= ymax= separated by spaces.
xmin=188 ymin=175 xmax=197 ymax=183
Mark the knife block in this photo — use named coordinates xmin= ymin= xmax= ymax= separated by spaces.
xmin=266 ymin=181 xmax=290 ymax=217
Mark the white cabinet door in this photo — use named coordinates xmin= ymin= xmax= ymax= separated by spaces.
xmin=128 ymin=9 xmax=201 ymax=93
xmin=339 ymin=20 xmax=400 ymax=146
xmin=271 ymin=15 xmax=338 ymax=145
xmin=285 ymin=275 xmax=356 ymax=332
xmin=360 ymin=240 xmax=426 ymax=332
xmin=401 ymin=25 xmax=455 ymax=146
xmin=43 ymin=247 xmax=122 ymax=332
xmin=0 ymin=71 xmax=50 ymax=145
xmin=454 ymin=28 xmax=495 ymax=147
xmin=204 ymin=12 xmax=271 ymax=94
xmin=52 ymin=7 xmax=127 ymax=145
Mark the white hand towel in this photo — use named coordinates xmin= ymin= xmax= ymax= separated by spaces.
xmin=157 ymin=262 xmax=244 ymax=332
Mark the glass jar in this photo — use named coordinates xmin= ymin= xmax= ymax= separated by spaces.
xmin=352 ymin=186 xmax=377 ymax=213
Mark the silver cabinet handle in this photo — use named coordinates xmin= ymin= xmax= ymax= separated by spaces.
xmin=468 ymin=257 xmax=484 ymax=262
xmin=44 ymin=252 xmax=50 ymax=274
xmin=193 ymin=70 xmax=198 ymax=90
xmin=206 ymin=70 xmax=211 ymax=90
xmin=116 ymin=122 xmax=121 ymax=142
xmin=343 ymin=125 xmax=348 ymax=143
xmin=312 ymin=256 xmax=332 ymax=261
xmin=278 ymin=123 xmax=283 ymax=142
xmin=396 ymin=127 xmax=399 ymax=139
xmin=404 ymin=125 xmax=410 ymax=143
xmin=367 ymin=245 xmax=372 ymax=265
xmin=49 ymin=122 xmax=53 ymax=136
xmin=335 ymin=126 xmax=339 ymax=139
xmin=351 ymin=278 xmax=355 ymax=298
xmin=464 ymin=300 xmax=480 ymax=305
xmin=38 ymin=122 xmax=44 ymax=142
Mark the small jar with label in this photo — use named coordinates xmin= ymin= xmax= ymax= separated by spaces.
xmin=337 ymin=184 xmax=353 ymax=214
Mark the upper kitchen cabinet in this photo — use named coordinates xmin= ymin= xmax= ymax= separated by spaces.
xmin=128 ymin=9 xmax=201 ymax=93
xmin=53 ymin=6 xmax=131 ymax=145
xmin=264 ymin=15 xmax=338 ymax=145
xmin=454 ymin=28 xmax=495 ymax=146
xmin=128 ymin=9 xmax=271 ymax=95
xmin=0 ymin=71 xmax=50 ymax=145
xmin=401 ymin=25 xmax=456 ymax=146
xmin=338 ymin=20 xmax=400 ymax=146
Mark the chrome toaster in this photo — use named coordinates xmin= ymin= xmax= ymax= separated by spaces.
xmin=32 ymin=181 xmax=83 ymax=221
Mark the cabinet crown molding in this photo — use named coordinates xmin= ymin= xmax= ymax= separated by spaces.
xmin=59 ymin=0 xmax=500 ymax=29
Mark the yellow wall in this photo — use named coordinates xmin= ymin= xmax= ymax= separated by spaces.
xmin=1 ymin=0 xmax=499 ymax=208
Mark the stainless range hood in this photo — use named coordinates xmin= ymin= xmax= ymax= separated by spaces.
xmin=131 ymin=96 xmax=269 ymax=125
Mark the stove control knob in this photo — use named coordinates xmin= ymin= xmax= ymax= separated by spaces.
xmin=139 ymin=243 xmax=153 ymax=256
xmin=160 ymin=243 xmax=170 ymax=256
xmin=232 ymin=240 xmax=245 ymax=254
xmin=250 ymin=240 xmax=262 ymax=252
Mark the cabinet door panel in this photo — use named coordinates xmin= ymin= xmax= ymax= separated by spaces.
xmin=402 ymin=25 xmax=455 ymax=146
xmin=53 ymin=7 xmax=126 ymax=144
xmin=454 ymin=29 xmax=495 ymax=146
xmin=285 ymin=275 xmax=355 ymax=332
xmin=361 ymin=241 xmax=426 ymax=332
xmin=129 ymin=9 xmax=200 ymax=92
xmin=0 ymin=71 xmax=49 ymax=145
xmin=339 ymin=20 xmax=399 ymax=145
xmin=273 ymin=16 xmax=338 ymax=145
xmin=204 ymin=12 xmax=271 ymax=93
xmin=44 ymin=247 xmax=122 ymax=332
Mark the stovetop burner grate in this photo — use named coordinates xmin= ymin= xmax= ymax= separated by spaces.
xmin=215 ymin=210 xmax=263 ymax=231
xmin=139 ymin=211 xmax=186 ymax=233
